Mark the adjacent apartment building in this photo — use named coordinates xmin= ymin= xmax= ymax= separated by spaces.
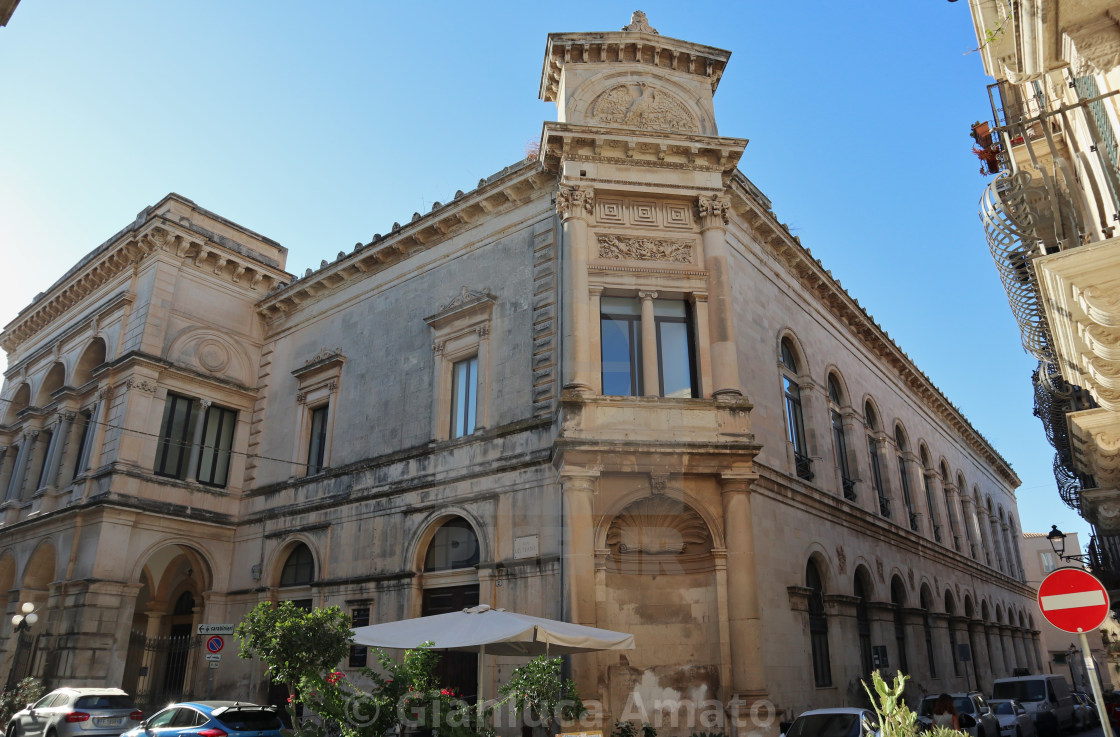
xmin=1 ymin=12 xmax=1038 ymax=727
xmin=966 ymin=1 xmax=1120 ymax=601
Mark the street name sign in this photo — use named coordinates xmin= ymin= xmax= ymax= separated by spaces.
xmin=1037 ymin=567 xmax=1110 ymax=633
xmin=197 ymin=624 xmax=235 ymax=635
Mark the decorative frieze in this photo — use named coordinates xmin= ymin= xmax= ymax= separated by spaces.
xmin=597 ymin=234 xmax=693 ymax=263
xmin=125 ymin=378 xmax=157 ymax=394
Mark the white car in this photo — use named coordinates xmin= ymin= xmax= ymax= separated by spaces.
xmin=988 ymin=699 xmax=1038 ymax=737
xmin=916 ymin=693 xmax=1001 ymax=737
xmin=781 ymin=708 xmax=879 ymax=737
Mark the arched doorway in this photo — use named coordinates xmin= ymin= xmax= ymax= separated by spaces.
xmin=419 ymin=517 xmax=481 ymax=701
xmin=123 ymin=545 xmax=209 ymax=709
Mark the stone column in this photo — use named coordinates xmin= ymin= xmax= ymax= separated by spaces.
xmin=696 ymin=195 xmax=742 ymax=399
xmin=903 ymin=608 xmax=929 ymax=683
xmin=1000 ymin=625 xmax=1015 ymax=674
xmin=943 ymin=482 xmax=962 ymax=553
xmin=558 ymin=185 xmax=595 ymax=394
xmin=588 ymin=287 xmax=604 ymax=395
xmin=689 ymin=293 xmax=713 ymax=397
xmin=968 ymin=619 xmax=988 ymax=694
xmin=867 ymin=601 xmax=898 ymax=670
xmin=985 ymin=622 xmax=1004 ymax=679
xmin=0 ymin=445 xmax=18 ymax=500
xmin=21 ymin=431 xmax=48 ymax=498
xmin=42 ymin=412 xmax=74 ymax=491
xmin=561 ymin=470 xmax=598 ymax=626
xmin=960 ymin=495 xmax=979 ymax=560
xmin=948 ymin=615 xmax=971 ymax=690
xmin=56 ymin=411 xmax=89 ymax=488
xmin=825 ymin=594 xmax=862 ymax=693
xmin=638 ymin=291 xmax=659 ymax=397
xmin=9 ymin=432 xmax=38 ymax=500
xmin=185 ymin=399 xmax=212 ymax=482
xmin=930 ymin=611 xmax=952 ymax=687
xmin=720 ymin=473 xmax=766 ymax=698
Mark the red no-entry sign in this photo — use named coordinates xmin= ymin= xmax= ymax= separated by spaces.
xmin=1037 ymin=568 xmax=1110 ymax=633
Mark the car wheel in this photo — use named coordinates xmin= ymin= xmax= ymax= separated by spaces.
xmin=46 ymin=729 xmax=57 ymax=737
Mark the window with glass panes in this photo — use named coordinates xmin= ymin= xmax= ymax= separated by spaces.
xmin=828 ymin=376 xmax=854 ymax=499
xmin=806 ymin=560 xmax=831 ymax=687
xmin=450 ymin=356 xmax=478 ymax=438
xmin=307 ymin=405 xmax=329 ymax=475
xmin=780 ymin=340 xmax=811 ymax=480
xmin=600 ymin=298 xmax=642 ymax=396
xmin=197 ymin=405 xmax=236 ymax=486
xmin=653 ymin=301 xmax=696 ymax=398
xmin=155 ymin=394 xmax=196 ymax=479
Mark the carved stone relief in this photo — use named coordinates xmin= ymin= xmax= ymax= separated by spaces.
xmin=606 ymin=495 xmax=712 ymax=555
xmin=597 ymin=234 xmax=694 ymax=263
xmin=588 ymin=84 xmax=698 ymax=134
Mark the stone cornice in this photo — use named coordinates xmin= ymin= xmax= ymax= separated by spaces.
xmin=539 ymin=122 xmax=746 ymax=181
xmin=727 ymin=172 xmax=1019 ymax=489
xmin=256 ymin=160 xmax=554 ymax=320
xmin=1 ymin=205 xmax=290 ymax=356
xmin=540 ymin=31 xmax=731 ymax=102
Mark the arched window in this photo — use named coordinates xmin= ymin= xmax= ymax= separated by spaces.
xmin=988 ymin=498 xmax=1004 ymax=572
xmin=854 ymin=569 xmax=874 ymax=676
xmin=280 ymin=543 xmax=315 ymax=586
xmin=945 ymin=591 xmax=961 ymax=676
xmin=891 ymin=577 xmax=909 ymax=675
xmin=780 ymin=339 xmax=812 ymax=481
xmin=424 ymin=518 xmax=481 ymax=572
xmin=921 ymin=587 xmax=937 ymax=678
xmin=866 ymin=402 xmax=888 ymax=517
xmin=895 ymin=426 xmax=917 ymax=531
xmin=920 ymin=446 xmax=941 ymax=543
xmin=828 ymin=375 xmax=855 ymax=500
xmin=806 ymin=559 xmax=831 ymax=687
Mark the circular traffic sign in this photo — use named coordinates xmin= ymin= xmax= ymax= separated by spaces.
xmin=1037 ymin=567 xmax=1110 ymax=633
xmin=206 ymin=635 xmax=225 ymax=653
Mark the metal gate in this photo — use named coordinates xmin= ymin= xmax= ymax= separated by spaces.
xmin=5 ymin=631 xmax=38 ymax=690
xmin=124 ymin=630 xmax=202 ymax=711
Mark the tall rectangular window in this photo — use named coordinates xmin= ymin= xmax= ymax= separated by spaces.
xmin=307 ymin=405 xmax=329 ymax=475
xmin=155 ymin=394 xmax=196 ymax=480
xmin=898 ymin=458 xmax=917 ymax=531
xmin=831 ymin=410 xmax=855 ymax=499
xmin=450 ymin=356 xmax=478 ymax=438
xmin=601 ymin=298 xmax=642 ymax=396
xmin=653 ymin=301 xmax=696 ymax=398
xmin=197 ymin=405 xmax=237 ymax=487
xmin=349 ymin=607 xmax=370 ymax=667
xmin=869 ymin=438 xmax=889 ymax=517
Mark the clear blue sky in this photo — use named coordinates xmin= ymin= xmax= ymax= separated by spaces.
xmin=0 ymin=2 xmax=1090 ymax=551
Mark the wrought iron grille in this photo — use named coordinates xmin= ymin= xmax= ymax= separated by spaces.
xmin=1032 ymin=362 xmax=1095 ymax=511
xmin=124 ymin=630 xmax=201 ymax=713
xmin=794 ymin=452 xmax=814 ymax=481
xmin=842 ymin=477 xmax=856 ymax=501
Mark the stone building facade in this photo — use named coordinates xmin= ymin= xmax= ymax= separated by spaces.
xmin=1 ymin=13 xmax=1039 ymax=730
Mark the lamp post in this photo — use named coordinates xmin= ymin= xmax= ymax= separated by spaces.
xmin=6 ymin=602 xmax=39 ymax=690
xmin=1048 ymin=525 xmax=1091 ymax=565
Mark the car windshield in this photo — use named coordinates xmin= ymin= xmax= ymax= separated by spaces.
xmin=993 ymin=682 xmax=1047 ymax=703
xmin=213 ymin=710 xmax=284 ymax=731
xmin=787 ymin=713 xmax=865 ymax=737
xmin=991 ymin=702 xmax=1015 ymax=715
xmin=75 ymin=695 xmax=135 ymax=710
xmin=954 ymin=698 xmax=975 ymax=715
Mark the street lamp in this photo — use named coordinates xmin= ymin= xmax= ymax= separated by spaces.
xmin=6 ymin=602 xmax=39 ymax=690
xmin=1048 ymin=526 xmax=1091 ymax=564
xmin=10 ymin=602 xmax=38 ymax=632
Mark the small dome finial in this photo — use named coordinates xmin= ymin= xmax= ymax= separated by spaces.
xmin=623 ymin=10 xmax=658 ymax=34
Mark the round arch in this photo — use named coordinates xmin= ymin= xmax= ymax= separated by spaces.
xmin=594 ymin=485 xmax=725 ymax=551
xmin=74 ymin=337 xmax=107 ymax=386
xmin=5 ymin=383 xmax=31 ymax=423
xmin=37 ymin=362 xmax=66 ymax=405
xmin=405 ymin=507 xmax=491 ymax=573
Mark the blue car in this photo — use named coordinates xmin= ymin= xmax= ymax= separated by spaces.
xmin=118 ymin=702 xmax=284 ymax=737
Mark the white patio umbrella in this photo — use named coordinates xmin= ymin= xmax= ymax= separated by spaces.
xmin=351 ymin=604 xmax=635 ymax=707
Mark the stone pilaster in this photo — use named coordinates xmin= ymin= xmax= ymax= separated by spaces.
xmin=721 ymin=473 xmax=766 ymax=698
xmin=696 ymin=195 xmax=742 ymax=399
xmin=638 ymin=291 xmax=659 ymax=397
xmin=558 ymin=185 xmax=595 ymax=395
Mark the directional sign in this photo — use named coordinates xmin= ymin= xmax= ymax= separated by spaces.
xmin=1037 ymin=567 xmax=1110 ymax=633
xmin=206 ymin=636 xmax=224 ymax=653
xmin=198 ymin=624 xmax=235 ymax=636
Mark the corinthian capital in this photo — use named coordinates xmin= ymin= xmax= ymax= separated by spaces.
xmin=696 ymin=194 xmax=731 ymax=227
xmin=557 ymin=185 xmax=595 ymax=220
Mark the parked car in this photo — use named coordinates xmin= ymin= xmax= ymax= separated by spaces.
xmin=916 ymin=693 xmax=1000 ymax=737
xmin=119 ymin=702 xmax=285 ymax=737
xmin=780 ymin=708 xmax=879 ymax=737
xmin=4 ymin=688 xmax=141 ymax=737
xmin=992 ymin=675 xmax=1076 ymax=737
xmin=1070 ymin=692 xmax=1096 ymax=730
xmin=988 ymin=699 xmax=1038 ymax=737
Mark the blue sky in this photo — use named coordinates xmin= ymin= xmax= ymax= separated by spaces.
xmin=0 ymin=2 xmax=1090 ymax=551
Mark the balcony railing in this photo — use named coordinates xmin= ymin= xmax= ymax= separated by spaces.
xmin=1090 ymin=534 xmax=1120 ymax=591
xmin=842 ymin=476 xmax=856 ymax=501
xmin=795 ymin=452 xmax=814 ymax=482
xmin=878 ymin=496 xmax=891 ymax=518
